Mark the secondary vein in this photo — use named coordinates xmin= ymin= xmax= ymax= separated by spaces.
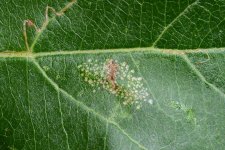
xmin=32 ymin=58 xmax=148 ymax=150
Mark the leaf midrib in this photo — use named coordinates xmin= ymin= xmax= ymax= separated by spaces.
xmin=1 ymin=47 xmax=225 ymax=58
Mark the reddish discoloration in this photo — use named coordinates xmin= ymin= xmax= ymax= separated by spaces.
xmin=26 ymin=20 xmax=35 ymax=27
xmin=106 ymin=59 xmax=118 ymax=89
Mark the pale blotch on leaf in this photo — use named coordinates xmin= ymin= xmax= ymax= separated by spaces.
xmin=43 ymin=66 xmax=50 ymax=71
xmin=170 ymin=101 xmax=196 ymax=124
xmin=55 ymin=74 xmax=66 ymax=81
xmin=77 ymin=59 xmax=153 ymax=109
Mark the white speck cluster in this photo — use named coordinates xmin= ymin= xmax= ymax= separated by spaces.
xmin=77 ymin=59 xmax=153 ymax=109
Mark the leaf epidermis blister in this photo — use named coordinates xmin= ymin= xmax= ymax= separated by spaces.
xmin=77 ymin=59 xmax=153 ymax=110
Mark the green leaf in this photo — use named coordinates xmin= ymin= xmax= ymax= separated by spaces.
xmin=1 ymin=0 xmax=225 ymax=149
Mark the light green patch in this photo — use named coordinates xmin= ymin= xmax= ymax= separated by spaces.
xmin=8 ymin=146 xmax=17 ymax=150
xmin=109 ymin=104 xmax=132 ymax=121
xmin=56 ymin=74 xmax=61 ymax=80
xmin=43 ymin=66 xmax=50 ymax=71
xmin=186 ymin=108 xmax=196 ymax=123
xmin=170 ymin=101 xmax=196 ymax=124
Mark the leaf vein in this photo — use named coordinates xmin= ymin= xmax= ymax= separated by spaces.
xmin=151 ymin=0 xmax=199 ymax=47
xmin=32 ymin=58 xmax=148 ymax=150
xmin=182 ymin=55 xmax=225 ymax=99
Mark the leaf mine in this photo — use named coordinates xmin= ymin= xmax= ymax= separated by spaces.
xmin=78 ymin=59 xmax=153 ymax=109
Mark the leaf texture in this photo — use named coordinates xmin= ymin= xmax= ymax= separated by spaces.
xmin=0 ymin=0 xmax=225 ymax=150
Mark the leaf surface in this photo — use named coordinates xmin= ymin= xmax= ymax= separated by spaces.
xmin=0 ymin=0 xmax=225 ymax=150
